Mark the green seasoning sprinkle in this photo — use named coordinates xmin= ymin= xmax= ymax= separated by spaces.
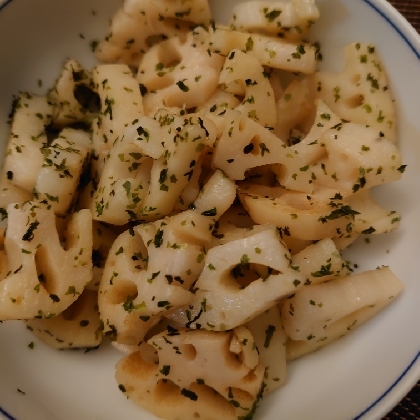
xmin=49 ymin=294 xmax=60 ymax=302
xmin=136 ymin=126 xmax=150 ymax=140
xmin=245 ymin=37 xmax=254 ymax=51
xmin=311 ymin=263 xmax=333 ymax=278
xmin=90 ymin=40 xmax=99 ymax=52
xmin=0 ymin=208 xmax=7 ymax=221
xmin=22 ymin=220 xmax=39 ymax=242
xmin=159 ymin=169 xmax=168 ymax=184
xmin=176 ymin=80 xmax=189 ymax=92
xmin=240 ymin=254 xmax=250 ymax=264
xmin=123 ymin=295 xmax=137 ymax=313
xmin=103 ymin=97 xmax=115 ymax=120
xmin=264 ymin=325 xmax=276 ymax=348
xmin=181 ymin=388 xmax=198 ymax=401
xmin=319 ymin=206 xmax=360 ymax=223
xmin=201 ymin=207 xmax=217 ymax=217
xmin=264 ymin=9 xmax=281 ymax=23
xmin=333 ymin=86 xmax=341 ymax=102
xmin=361 ymin=226 xmax=376 ymax=234
xmin=153 ymin=229 xmax=164 ymax=248
xmin=160 ymin=365 xmax=171 ymax=376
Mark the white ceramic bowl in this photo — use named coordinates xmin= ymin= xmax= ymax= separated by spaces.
xmin=1 ymin=1 xmax=420 ymax=419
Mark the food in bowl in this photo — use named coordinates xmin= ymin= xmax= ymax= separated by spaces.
xmin=0 ymin=0 xmax=406 ymax=419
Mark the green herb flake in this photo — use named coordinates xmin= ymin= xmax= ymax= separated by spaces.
xmin=240 ymin=254 xmax=250 ymax=264
xmin=49 ymin=294 xmax=60 ymax=302
xmin=333 ymin=86 xmax=341 ymax=102
xmin=123 ymin=295 xmax=139 ymax=313
xmin=201 ymin=207 xmax=217 ymax=217
xmin=264 ymin=325 xmax=276 ymax=348
xmin=319 ymin=205 xmax=360 ymax=223
xmin=264 ymin=9 xmax=281 ymax=22
xmin=311 ymin=263 xmax=333 ymax=278
xmin=176 ymin=80 xmax=190 ymax=92
xmin=65 ymin=286 xmax=79 ymax=296
xmin=160 ymin=365 xmax=171 ymax=376
xmin=22 ymin=220 xmax=39 ymax=242
xmin=361 ymin=226 xmax=376 ymax=234
xmin=153 ymin=229 xmax=164 ymax=248
xmin=245 ymin=37 xmax=254 ymax=51
xmin=181 ymin=388 xmax=198 ymax=401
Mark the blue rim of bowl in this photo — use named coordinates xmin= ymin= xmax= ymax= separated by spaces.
xmin=0 ymin=407 xmax=14 ymax=420
xmin=0 ymin=0 xmax=419 ymax=419
xmin=0 ymin=0 xmax=12 ymax=12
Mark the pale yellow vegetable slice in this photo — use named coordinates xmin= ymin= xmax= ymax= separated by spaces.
xmin=115 ymin=327 xmax=265 ymax=420
xmin=282 ymin=267 xmax=402 ymax=360
xmin=0 ymin=203 xmax=92 ymax=320
xmin=26 ymin=289 xmax=102 ymax=349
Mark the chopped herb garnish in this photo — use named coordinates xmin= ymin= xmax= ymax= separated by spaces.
xmin=160 ymin=365 xmax=171 ymax=376
xmin=361 ymin=226 xmax=376 ymax=234
xmin=319 ymin=206 xmax=360 ymax=223
xmin=153 ymin=229 xmax=164 ymax=248
xmin=176 ymin=80 xmax=189 ymax=92
xmin=311 ymin=263 xmax=333 ymax=278
xmin=264 ymin=325 xmax=276 ymax=348
xmin=201 ymin=207 xmax=217 ymax=217
xmin=49 ymin=294 xmax=60 ymax=302
xmin=181 ymin=388 xmax=198 ymax=401
xmin=264 ymin=9 xmax=281 ymax=22
xmin=22 ymin=220 xmax=39 ymax=242
xmin=245 ymin=37 xmax=254 ymax=51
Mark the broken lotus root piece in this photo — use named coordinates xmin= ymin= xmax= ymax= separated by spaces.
xmin=98 ymin=210 xmax=213 ymax=348
xmin=167 ymin=224 xmax=306 ymax=331
xmin=26 ymin=289 xmax=102 ymax=349
xmin=115 ymin=327 xmax=265 ymax=420
xmin=95 ymin=0 xmax=212 ymax=65
xmin=138 ymin=33 xmax=225 ymax=115
xmin=0 ymin=202 xmax=92 ymax=320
